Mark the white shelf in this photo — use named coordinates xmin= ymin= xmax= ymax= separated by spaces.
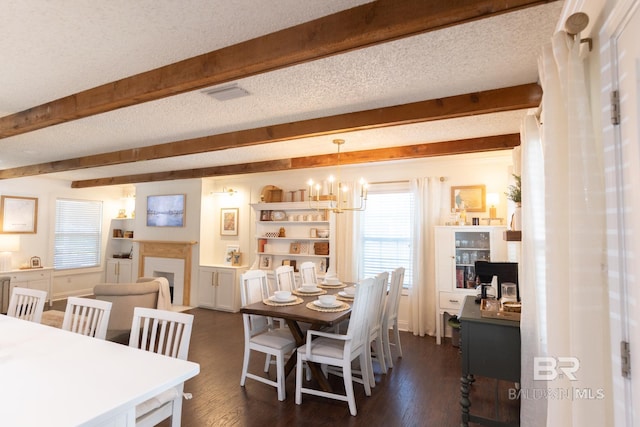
xmin=255 ymin=236 xmax=329 ymax=241
xmin=257 ymin=251 xmax=328 ymax=258
xmin=257 ymin=220 xmax=329 ymax=225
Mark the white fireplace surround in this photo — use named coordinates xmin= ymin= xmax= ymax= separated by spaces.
xmin=136 ymin=240 xmax=196 ymax=306
xmin=144 ymin=257 xmax=184 ymax=305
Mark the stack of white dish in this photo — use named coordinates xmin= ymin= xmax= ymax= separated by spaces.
xmin=322 ymin=277 xmax=341 ymax=286
xmin=298 ymin=284 xmax=320 ymax=293
xmin=338 ymin=286 xmax=356 ymax=298
xmin=314 ymin=294 xmax=341 ymax=308
xmin=270 ymin=290 xmax=294 ymax=303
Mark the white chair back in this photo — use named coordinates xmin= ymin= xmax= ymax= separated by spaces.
xmin=345 ymin=277 xmax=377 ymax=356
xmin=129 ymin=307 xmax=194 ymax=426
xmin=129 ymin=307 xmax=194 ymax=361
xmin=62 ymin=297 xmax=112 ymax=340
xmin=274 ymin=265 xmax=296 ymax=292
xmin=6 ymin=287 xmax=47 ymax=323
xmin=240 ymin=269 xmax=272 ymax=334
xmin=298 ymin=261 xmax=318 ymax=285
xmin=383 ymin=267 xmax=405 ymax=367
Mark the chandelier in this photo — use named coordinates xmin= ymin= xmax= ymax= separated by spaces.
xmin=307 ymin=139 xmax=368 ymax=213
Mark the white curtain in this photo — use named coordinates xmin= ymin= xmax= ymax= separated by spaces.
xmin=408 ymin=177 xmax=443 ymax=336
xmin=335 ymin=181 xmax=359 ymax=282
xmin=521 ymin=31 xmax=611 ymax=426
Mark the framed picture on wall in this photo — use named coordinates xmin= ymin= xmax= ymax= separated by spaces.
xmin=146 ymin=194 xmax=185 ymax=227
xmin=260 ymin=254 xmax=272 ymax=269
xmin=451 ymin=185 xmax=486 ymax=212
xmin=1 ymin=195 xmax=38 ymax=233
xmin=221 ymin=208 xmax=239 ymax=236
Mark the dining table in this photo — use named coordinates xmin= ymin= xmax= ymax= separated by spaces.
xmin=0 ymin=313 xmax=200 ymax=427
xmin=240 ymin=284 xmax=353 ymax=392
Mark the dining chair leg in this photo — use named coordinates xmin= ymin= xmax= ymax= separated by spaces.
xmin=393 ymin=321 xmax=403 ymax=358
xmin=359 ymin=352 xmax=372 ymax=397
xmin=383 ymin=330 xmax=394 ymax=369
xmin=295 ymin=352 xmax=303 ymax=405
xmin=240 ymin=347 xmax=251 ymax=386
xmin=170 ymin=384 xmax=184 ymax=427
xmin=276 ymin=353 xmax=286 ymax=401
xmin=343 ymin=362 xmax=357 ymax=416
xmin=374 ymin=334 xmax=387 ymax=374
xmin=264 ymin=354 xmax=272 ymax=373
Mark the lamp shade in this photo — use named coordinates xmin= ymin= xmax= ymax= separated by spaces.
xmin=486 ymin=193 xmax=499 ymax=219
xmin=0 ymin=234 xmax=20 ymax=252
xmin=0 ymin=234 xmax=20 ymax=272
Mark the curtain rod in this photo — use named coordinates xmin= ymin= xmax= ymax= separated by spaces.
xmin=565 ymin=12 xmax=592 ymax=52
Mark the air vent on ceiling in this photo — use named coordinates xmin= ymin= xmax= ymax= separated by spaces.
xmin=202 ymin=84 xmax=250 ymax=101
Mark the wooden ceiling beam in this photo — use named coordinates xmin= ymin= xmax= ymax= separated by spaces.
xmin=0 ymin=84 xmax=540 ymax=180
xmin=0 ymin=0 xmax=555 ymax=139
xmin=70 ymin=134 xmax=520 ymax=188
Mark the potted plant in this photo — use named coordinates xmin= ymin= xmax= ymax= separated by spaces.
xmin=506 ymin=174 xmax=521 ymax=206
xmin=506 ymin=174 xmax=521 ymax=230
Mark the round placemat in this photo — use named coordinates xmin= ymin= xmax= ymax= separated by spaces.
xmin=318 ymin=283 xmax=347 ymax=289
xmin=292 ymin=289 xmax=327 ymax=296
xmin=336 ymin=295 xmax=354 ymax=302
xmin=262 ymin=297 xmax=304 ymax=307
xmin=305 ymin=301 xmax=350 ymax=312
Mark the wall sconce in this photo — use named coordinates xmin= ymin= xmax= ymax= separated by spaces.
xmin=211 ymin=187 xmax=238 ymax=196
xmin=0 ymin=234 xmax=20 ymax=271
xmin=486 ymin=193 xmax=499 ymax=219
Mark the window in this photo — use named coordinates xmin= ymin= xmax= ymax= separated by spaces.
xmin=359 ymin=188 xmax=413 ymax=287
xmin=54 ymin=198 xmax=103 ymax=270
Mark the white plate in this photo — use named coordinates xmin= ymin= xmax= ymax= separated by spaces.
xmin=338 ymin=291 xmax=355 ymax=298
xmin=269 ymin=295 xmax=296 ymax=303
xmin=298 ymin=287 xmax=320 ymax=293
xmin=321 ymin=281 xmax=343 ymax=287
xmin=313 ymin=300 xmax=342 ymax=308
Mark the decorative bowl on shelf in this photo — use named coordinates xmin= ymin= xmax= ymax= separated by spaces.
xmin=317 ymin=229 xmax=329 ymax=238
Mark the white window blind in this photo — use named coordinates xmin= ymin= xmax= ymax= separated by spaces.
xmin=54 ymin=199 xmax=103 ymax=270
xmin=360 ymin=190 xmax=413 ymax=287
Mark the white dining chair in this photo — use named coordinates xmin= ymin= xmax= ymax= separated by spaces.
xmin=367 ymin=271 xmax=389 ymax=385
xmin=240 ymin=269 xmax=296 ymax=401
xmin=129 ymin=307 xmax=194 ymax=427
xmin=295 ymin=277 xmax=376 ymax=416
xmin=298 ymin=261 xmax=319 ymax=285
xmin=274 ymin=264 xmax=297 ymax=292
xmin=62 ymin=296 xmax=112 ymax=340
xmin=6 ymin=287 xmax=47 ymax=323
xmin=383 ymin=267 xmax=405 ymax=368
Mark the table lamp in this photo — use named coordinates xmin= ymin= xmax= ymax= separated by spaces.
xmin=0 ymin=234 xmax=20 ymax=271
xmin=486 ymin=193 xmax=499 ymax=219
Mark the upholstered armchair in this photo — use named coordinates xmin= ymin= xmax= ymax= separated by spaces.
xmin=93 ymin=277 xmax=172 ymax=341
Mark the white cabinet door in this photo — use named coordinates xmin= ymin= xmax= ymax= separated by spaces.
xmin=197 ymin=266 xmax=245 ymax=312
xmin=197 ymin=267 xmax=216 ymax=309
xmin=214 ymin=268 xmax=237 ymax=312
xmin=106 ymin=259 xmax=133 ymax=283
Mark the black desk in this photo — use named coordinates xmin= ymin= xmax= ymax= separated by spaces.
xmin=459 ymin=296 xmax=520 ymax=427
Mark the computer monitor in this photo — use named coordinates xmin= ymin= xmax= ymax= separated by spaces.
xmin=474 ymin=261 xmax=519 ymax=300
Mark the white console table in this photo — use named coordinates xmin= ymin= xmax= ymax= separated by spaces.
xmin=1 ymin=267 xmax=54 ymax=307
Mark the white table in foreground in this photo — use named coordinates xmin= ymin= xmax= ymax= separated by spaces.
xmin=0 ymin=314 xmax=200 ymax=427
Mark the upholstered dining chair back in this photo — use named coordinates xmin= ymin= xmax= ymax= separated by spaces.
xmin=62 ymin=297 xmax=112 ymax=340
xmin=6 ymin=286 xmax=47 ymax=323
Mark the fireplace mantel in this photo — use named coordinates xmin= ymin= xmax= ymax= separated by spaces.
xmin=135 ymin=240 xmax=197 ymax=306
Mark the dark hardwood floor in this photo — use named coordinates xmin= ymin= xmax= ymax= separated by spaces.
xmin=46 ymin=301 xmax=519 ymax=426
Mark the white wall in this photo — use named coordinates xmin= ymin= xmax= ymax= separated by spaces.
xmin=0 ymin=176 xmax=123 ymax=299
xmin=1 ymin=150 xmax=513 ymax=315
xmin=202 ymin=150 xmax=514 ymax=330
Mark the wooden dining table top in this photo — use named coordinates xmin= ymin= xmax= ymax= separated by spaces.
xmin=240 ymin=288 xmax=352 ymax=328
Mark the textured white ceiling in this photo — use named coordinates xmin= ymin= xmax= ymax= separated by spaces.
xmin=0 ymin=1 xmax=565 ymax=183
